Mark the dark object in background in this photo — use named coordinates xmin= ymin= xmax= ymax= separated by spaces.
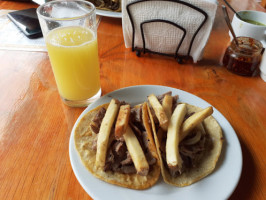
xmin=4 ymin=0 xmax=32 ymax=1
xmin=7 ymin=8 xmax=43 ymax=39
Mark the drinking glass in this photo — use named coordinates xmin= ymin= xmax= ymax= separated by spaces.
xmin=37 ymin=0 xmax=101 ymax=107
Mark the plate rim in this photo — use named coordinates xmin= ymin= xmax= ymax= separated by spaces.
xmin=69 ymin=84 xmax=243 ymax=200
xmin=96 ymin=9 xmax=122 ymax=18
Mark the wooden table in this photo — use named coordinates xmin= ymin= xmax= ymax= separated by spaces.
xmin=0 ymin=0 xmax=265 ymax=199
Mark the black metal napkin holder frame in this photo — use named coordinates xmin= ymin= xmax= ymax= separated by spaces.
xmin=126 ymin=0 xmax=208 ymax=63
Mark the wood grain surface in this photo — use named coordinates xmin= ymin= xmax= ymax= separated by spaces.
xmin=0 ymin=0 xmax=265 ymax=199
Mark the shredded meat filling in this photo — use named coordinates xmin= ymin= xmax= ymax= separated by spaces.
xmin=92 ymin=105 xmax=157 ymax=174
xmin=90 ymin=107 xmax=106 ymax=134
xmin=160 ymin=128 xmax=213 ymax=177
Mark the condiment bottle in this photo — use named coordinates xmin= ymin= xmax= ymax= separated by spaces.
xmin=222 ymin=37 xmax=263 ymax=76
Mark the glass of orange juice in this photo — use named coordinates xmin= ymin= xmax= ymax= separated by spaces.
xmin=37 ymin=0 xmax=101 ymax=107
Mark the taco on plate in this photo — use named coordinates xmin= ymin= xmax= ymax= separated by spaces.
xmin=74 ymin=99 xmax=160 ymax=190
xmin=87 ymin=0 xmax=121 ymax=12
xmin=147 ymin=92 xmax=223 ymax=187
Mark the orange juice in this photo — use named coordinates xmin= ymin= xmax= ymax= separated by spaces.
xmin=46 ymin=26 xmax=101 ymax=101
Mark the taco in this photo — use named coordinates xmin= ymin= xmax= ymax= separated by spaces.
xmin=86 ymin=0 xmax=121 ymax=12
xmin=147 ymin=92 xmax=223 ymax=187
xmin=74 ymin=99 xmax=160 ymax=190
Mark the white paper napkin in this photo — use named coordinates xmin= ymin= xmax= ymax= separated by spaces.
xmin=122 ymin=0 xmax=217 ymax=63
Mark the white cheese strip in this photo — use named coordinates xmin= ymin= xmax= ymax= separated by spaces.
xmin=123 ymin=126 xmax=149 ymax=176
xmin=95 ymin=99 xmax=120 ymax=169
xmin=166 ymin=103 xmax=187 ymax=168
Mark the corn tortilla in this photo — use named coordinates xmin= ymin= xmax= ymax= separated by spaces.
xmin=149 ymin=104 xmax=223 ymax=187
xmin=74 ymin=103 xmax=161 ymax=190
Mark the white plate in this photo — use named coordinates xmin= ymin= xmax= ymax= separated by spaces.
xmin=96 ymin=9 xmax=121 ymax=18
xmin=69 ymin=85 xmax=242 ymax=200
xmin=32 ymin=0 xmax=122 ymax=18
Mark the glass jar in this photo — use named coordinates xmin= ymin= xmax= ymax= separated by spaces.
xmin=222 ymin=37 xmax=263 ymax=76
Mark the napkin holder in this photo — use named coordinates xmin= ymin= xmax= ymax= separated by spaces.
xmin=124 ymin=0 xmax=210 ymax=63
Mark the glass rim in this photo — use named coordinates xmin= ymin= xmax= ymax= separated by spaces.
xmin=36 ymin=0 xmax=96 ymax=21
xmin=232 ymin=36 xmax=263 ymax=55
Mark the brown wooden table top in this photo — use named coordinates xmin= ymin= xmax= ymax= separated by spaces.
xmin=0 ymin=0 xmax=265 ymax=199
